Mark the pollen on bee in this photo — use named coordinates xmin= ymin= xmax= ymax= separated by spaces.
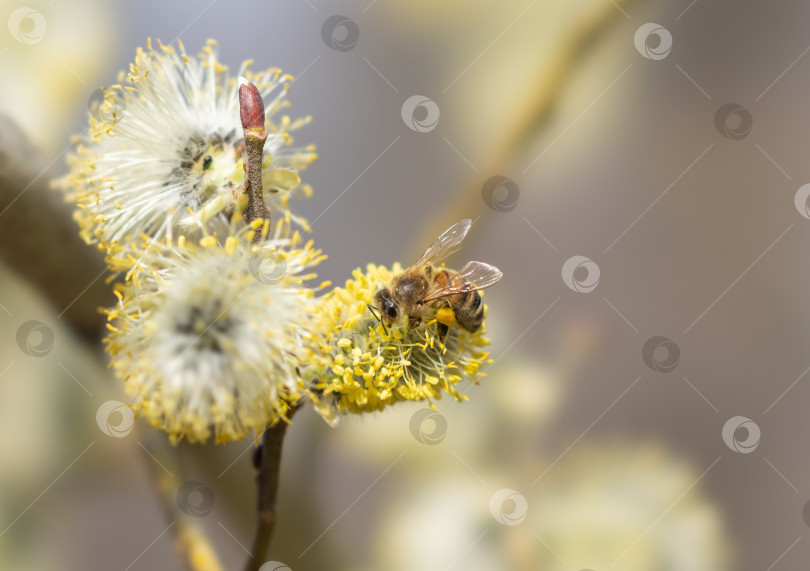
xmin=436 ymin=307 xmax=456 ymax=326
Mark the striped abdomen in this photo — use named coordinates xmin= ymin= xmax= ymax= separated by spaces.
xmin=432 ymin=269 xmax=484 ymax=332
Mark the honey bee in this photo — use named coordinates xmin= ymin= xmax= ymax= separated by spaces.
xmin=370 ymin=219 xmax=502 ymax=340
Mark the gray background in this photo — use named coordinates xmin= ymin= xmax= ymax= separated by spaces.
xmin=2 ymin=0 xmax=810 ymax=569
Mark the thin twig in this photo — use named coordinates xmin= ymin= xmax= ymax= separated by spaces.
xmin=239 ymin=82 xmax=271 ymax=228
xmin=239 ymin=80 xmax=299 ymax=570
xmin=243 ymin=407 xmax=300 ymax=571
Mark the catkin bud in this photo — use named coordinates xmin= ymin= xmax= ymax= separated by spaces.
xmin=239 ymin=82 xmax=265 ymax=131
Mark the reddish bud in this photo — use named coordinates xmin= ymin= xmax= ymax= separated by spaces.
xmin=239 ymin=82 xmax=265 ymax=130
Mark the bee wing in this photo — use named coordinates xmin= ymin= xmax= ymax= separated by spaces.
xmin=410 ymin=219 xmax=472 ymax=270
xmin=422 ymin=261 xmax=503 ymax=302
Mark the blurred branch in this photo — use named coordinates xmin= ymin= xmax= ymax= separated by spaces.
xmin=0 ymin=114 xmax=109 ymax=340
xmin=419 ymin=0 xmax=642 ymax=251
xmin=495 ymin=0 xmax=641 ymax=165
xmin=243 ymin=409 xmax=297 ymax=571
xmin=140 ymin=432 xmax=224 ymax=571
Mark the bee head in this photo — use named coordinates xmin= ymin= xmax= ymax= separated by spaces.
xmin=374 ymin=288 xmax=399 ymax=324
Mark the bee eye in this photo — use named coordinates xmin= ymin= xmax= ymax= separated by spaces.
xmin=385 ymin=304 xmax=398 ymax=319
xmin=202 ymin=155 xmax=213 ymax=170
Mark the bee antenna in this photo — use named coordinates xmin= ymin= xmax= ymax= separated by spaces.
xmin=367 ymin=304 xmax=388 ymax=335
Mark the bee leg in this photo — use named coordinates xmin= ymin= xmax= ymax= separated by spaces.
xmin=367 ymin=304 xmax=388 ymax=335
xmin=408 ymin=316 xmax=422 ymax=329
xmin=436 ymin=322 xmax=449 ymax=344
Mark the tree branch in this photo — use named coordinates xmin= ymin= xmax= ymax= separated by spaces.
xmin=243 ymin=409 xmax=298 ymax=571
xmin=0 ymin=114 xmax=109 ymax=340
xmin=417 ymin=0 xmax=644 ymax=253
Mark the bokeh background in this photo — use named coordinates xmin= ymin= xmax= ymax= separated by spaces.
xmin=2 ymin=0 xmax=810 ymax=569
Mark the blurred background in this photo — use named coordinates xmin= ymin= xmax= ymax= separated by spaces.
xmin=1 ymin=0 xmax=809 ymax=569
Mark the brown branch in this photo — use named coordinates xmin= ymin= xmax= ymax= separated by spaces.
xmin=0 ymin=114 xmax=109 ymax=340
xmin=243 ymin=407 xmax=299 ymax=571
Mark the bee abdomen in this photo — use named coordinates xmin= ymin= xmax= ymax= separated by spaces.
xmin=454 ymin=290 xmax=484 ymax=332
xmin=431 ymin=269 xmax=485 ymax=332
